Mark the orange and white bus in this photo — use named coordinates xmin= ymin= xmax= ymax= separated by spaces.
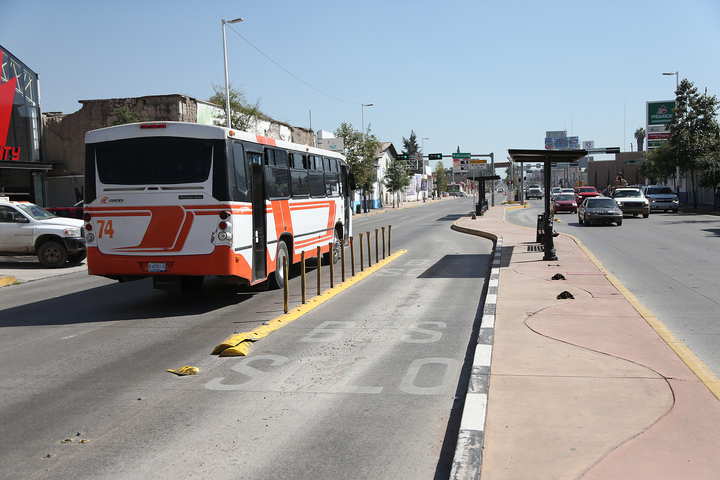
xmin=83 ymin=122 xmax=354 ymax=291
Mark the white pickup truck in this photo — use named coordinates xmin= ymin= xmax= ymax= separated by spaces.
xmin=0 ymin=196 xmax=86 ymax=267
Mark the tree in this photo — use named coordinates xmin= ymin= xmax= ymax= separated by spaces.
xmin=334 ymin=122 xmax=380 ymax=212
xmin=667 ymin=79 xmax=720 ymax=208
xmin=634 ymin=127 xmax=646 ymax=152
xmin=434 ymin=161 xmax=448 ymax=195
xmin=110 ymin=106 xmax=146 ymax=126
xmin=401 ymin=130 xmax=421 ymax=171
xmin=698 ymin=149 xmax=720 ymax=210
xmin=208 ymin=83 xmax=264 ymax=131
xmin=383 ymin=155 xmax=410 ymax=208
xmin=640 ymin=141 xmax=676 ymax=185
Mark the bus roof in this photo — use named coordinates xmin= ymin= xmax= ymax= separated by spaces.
xmin=85 ymin=121 xmax=346 ymax=162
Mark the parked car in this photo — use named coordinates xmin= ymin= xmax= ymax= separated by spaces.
xmin=552 ymin=194 xmax=578 ymax=213
xmin=641 ymin=185 xmax=679 ymax=213
xmin=0 ymin=197 xmax=86 ymax=267
xmin=612 ymin=188 xmax=650 ymax=217
xmin=574 ymin=186 xmax=600 ymax=205
xmin=578 ymin=197 xmax=623 ymax=226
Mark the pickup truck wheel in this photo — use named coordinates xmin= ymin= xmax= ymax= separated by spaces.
xmin=38 ymin=241 xmax=68 ymax=268
xmin=68 ymin=251 xmax=87 ymax=263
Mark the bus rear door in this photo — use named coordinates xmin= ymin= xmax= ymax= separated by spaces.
xmin=248 ymin=151 xmax=267 ymax=283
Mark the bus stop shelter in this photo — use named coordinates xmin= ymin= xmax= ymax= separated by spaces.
xmin=508 ymin=149 xmax=587 ymax=261
xmin=466 ymin=173 xmax=500 ymax=216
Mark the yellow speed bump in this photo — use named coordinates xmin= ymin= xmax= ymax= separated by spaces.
xmin=213 ymin=249 xmax=407 ymax=357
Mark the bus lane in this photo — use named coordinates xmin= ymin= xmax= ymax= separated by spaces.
xmin=201 ymin=210 xmax=493 ymax=479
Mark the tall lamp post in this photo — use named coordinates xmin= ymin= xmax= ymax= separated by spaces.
xmin=422 ymin=137 xmax=429 ymax=201
xmin=361 ymin=103 xmax=373 ymax=137
xmin=663 ymin=71 xmax=679 ymax=91
xmin=222 ymin=16 xmax=244 ymax=128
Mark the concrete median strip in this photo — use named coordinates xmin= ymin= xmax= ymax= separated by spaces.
xmin=212 ymin=249 xmax=408 ymax=357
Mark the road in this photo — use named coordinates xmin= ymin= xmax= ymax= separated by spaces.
xmin=0 ymin=198 xmax=491 ymax=480
xmin=508 ymin=199 xmax=720 ymax=377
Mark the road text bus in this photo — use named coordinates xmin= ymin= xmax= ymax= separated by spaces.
xmin=83 ymin=122 xmax=354 ymax=291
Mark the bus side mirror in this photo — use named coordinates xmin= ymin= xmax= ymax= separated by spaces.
xmin=348 ymin=172 xmax=357 ymax=190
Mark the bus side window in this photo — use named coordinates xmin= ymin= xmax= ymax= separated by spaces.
xmin=265 ymin=149 xmax=289 ymax=199
xmin=308 ymin=155 xmax=325 ymax=197
xmin=325 ymin=158 xmax=340 ymax=197
xmin=289 ymin=153 xmax=309 ymax=197
xmin=232 ymin=142 xmax=249 ymax=202
xmin=274 ymin=150 xmax=287 ymax=167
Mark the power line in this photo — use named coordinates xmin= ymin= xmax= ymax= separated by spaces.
xmin=228 ymin=25 xmax=361 ymax=106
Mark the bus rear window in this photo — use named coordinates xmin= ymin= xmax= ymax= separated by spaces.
xmin=94 ymin=137 xmax=213 ymax=185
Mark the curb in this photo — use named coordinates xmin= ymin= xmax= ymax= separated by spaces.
xmin=449 ymin=221 xmax=501 ymax=480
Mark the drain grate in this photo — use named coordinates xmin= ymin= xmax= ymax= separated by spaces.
xmin=527 ymin=245 xmax=544 ymax=252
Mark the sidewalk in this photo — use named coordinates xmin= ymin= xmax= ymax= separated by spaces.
xmin=452 ymin=203 xmax=720 ymax=479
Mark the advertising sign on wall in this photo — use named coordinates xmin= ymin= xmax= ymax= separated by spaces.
xmin=0 ymin=46 xmax=41 ymax=164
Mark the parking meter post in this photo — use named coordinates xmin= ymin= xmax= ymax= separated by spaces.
xmin=375 ymin=229 xmax=379 ymax=265
xmin=388 ymin=225 xmax=392 ymax=256
xmin=381 ymin=227 xmax=386 ymax=259
xmin=317 ymin=246 xmax=322 ymax=295
xmin=329 ymin=242 xmax=334 ymax=288
xmin=366 ymin=231 xmax=371 ymax=268
xmin=536 ymin=214 xmax=544 ymax=243
xmin=359 ymin=233 xmax=364 ymax=272
xmin=301 ymin=251 xmax=306 ymax=304
xmin=341 ymin=239 xmax=346 ymax=282
xmin=283 ymin=256 xmax=289 ymax=313
xmin=350 ymin=236 xmax=355 ymax=277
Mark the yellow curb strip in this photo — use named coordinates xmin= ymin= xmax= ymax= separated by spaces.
xmin=213 ymin=249 xmax=408 ymax=356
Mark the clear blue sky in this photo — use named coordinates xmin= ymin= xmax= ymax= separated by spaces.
xmin=4 ymin=0 xmax=720 ymax=169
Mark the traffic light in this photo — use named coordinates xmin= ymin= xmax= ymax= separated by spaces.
xmin=428 ymin=153 xmax=442 ymax=160
xmin=397 ymin=154 xmax=409 ymax=160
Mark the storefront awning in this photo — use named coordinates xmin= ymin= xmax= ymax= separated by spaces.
xmin=0 ymin=161 xmax=54 ymax=171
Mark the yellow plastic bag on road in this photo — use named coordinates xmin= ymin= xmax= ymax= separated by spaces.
xmin=167 ymin=365 xmax=199 ymax=376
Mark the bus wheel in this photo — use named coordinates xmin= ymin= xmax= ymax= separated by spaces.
xmin=323 ymin=228 xmax=341 ymax=265
xmin=269 ymin=240 xmax=289 ymax=290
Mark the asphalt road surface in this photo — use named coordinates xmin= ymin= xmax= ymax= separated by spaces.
xmin=0 ymin=198 xmax=491 ymax=480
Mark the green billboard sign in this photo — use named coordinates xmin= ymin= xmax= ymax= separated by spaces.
xmin=647 ymin=101 xmax=675 ymax=126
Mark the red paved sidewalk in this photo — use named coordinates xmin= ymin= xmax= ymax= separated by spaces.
xmin=454 ymin=203 xmax=720 ymax=479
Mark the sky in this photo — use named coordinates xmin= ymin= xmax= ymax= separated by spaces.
xmin=4 ymin=0 xmax=720 ymax=171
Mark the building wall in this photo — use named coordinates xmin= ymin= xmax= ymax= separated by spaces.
xmin=586 ymin=152 xmax=647 ymax=190
xmin=41 ymin=94 xmax=315 ymax=206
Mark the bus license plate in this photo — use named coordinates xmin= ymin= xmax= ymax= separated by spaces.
xmin=148 ymin=262 xmax=167 ymax=272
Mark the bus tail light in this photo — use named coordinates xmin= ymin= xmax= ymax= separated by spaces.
xmin=219 ymin=210 xmax=231 ymax=220
xmin=219 ymin=221 xmax=231 ymax=230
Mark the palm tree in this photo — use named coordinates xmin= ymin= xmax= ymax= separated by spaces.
xmin=634 ymin=127 xmax=646 ymax=152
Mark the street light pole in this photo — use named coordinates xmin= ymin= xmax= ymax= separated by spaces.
xmin=663 ymin=71 xmax=679 ymax=91
xmin=222 ymin=16 xmax=244 ymax=128
xmin=361 ymin=104 xmax=373 ymax=138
